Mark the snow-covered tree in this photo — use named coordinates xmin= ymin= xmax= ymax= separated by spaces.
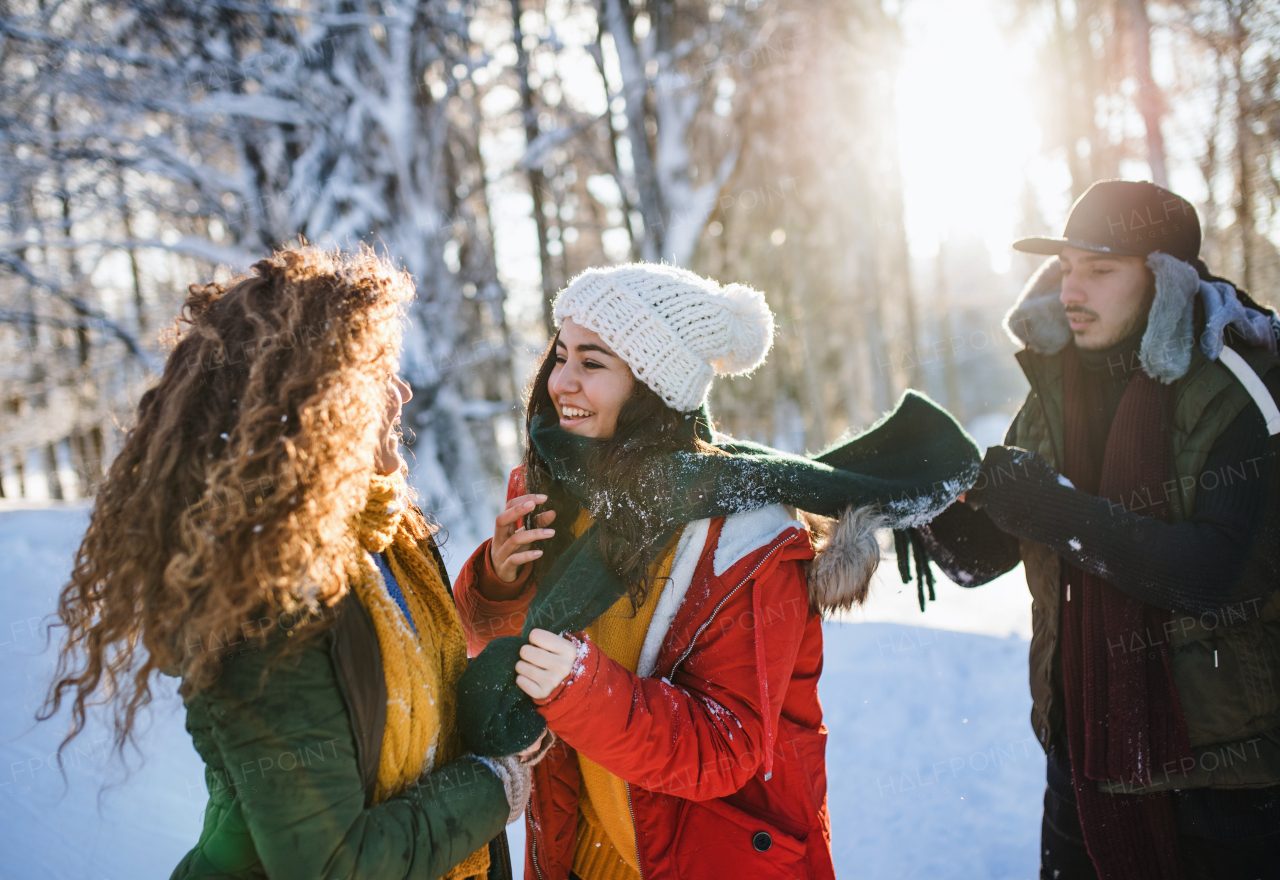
xmin=1 ymin=1 xmax=521 ymax=547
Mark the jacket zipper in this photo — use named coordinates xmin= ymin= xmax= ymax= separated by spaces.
xmin=625 ymin=781 xmax=644 ymax=879
xmin=528 ymin=796 xmax=546 ymax=880
xmin=667 ymin=542 xmax=787 ymax=680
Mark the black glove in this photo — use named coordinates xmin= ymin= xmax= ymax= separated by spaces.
xmin=894 ymin=448 xmax=1064 ymax=612
xmin=964 ymin=445 xmax=1064 ymax=512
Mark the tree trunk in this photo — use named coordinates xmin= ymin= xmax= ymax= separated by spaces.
xmin=511 ymin=0 xmax=558 ymax=335
xmin=936 ymin=241 xmax=963 ymax=423
xmin=1231 ymin=6 xmax=1254 ymax=291
xmin=600 ymin=0 xmax=664 ymax=260
xmin=1124 ymin=0 xmax=1168 ymax=186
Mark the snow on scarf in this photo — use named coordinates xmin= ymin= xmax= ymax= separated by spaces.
xmin=456 ymin=391 xmax=981 ymax=756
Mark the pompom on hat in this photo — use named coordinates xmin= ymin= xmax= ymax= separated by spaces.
xmin=552 ymin=263 xmax=775 ymax=412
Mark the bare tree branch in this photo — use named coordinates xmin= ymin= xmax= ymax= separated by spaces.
xmin=0 ymin=252 xmax=160 ymax=372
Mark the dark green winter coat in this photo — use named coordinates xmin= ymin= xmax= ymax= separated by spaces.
xmin=1004 ymin=257 xmax=1280 ymax=792
xmin=169 ymin=546 xmax=510 ymax=879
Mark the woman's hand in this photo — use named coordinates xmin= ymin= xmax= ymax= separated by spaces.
xmin=490 ymin=494 xmax=557 ymax=583
xmin=514 ymin=629 xmax=577 ymax=701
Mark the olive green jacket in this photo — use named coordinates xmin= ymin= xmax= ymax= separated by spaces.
xmin=1012 ymin=341 xmax=1280 ymax=792
xmin=170 ymin=566 xmax=510 ymax=878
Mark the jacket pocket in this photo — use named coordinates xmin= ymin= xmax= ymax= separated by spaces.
xmin=673 ymin=796 xmax=807 ymax=880
xmin=1173 ymin=616 xmax=1280 ymax=744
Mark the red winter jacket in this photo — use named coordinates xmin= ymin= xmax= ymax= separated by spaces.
xmin=454 ymin=468 xmax=838 ymax=880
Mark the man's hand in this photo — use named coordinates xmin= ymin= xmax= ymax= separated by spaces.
xmin=514 ymin=629 xmax=578 ymax=701
xmin=490 ymin=494 xmax=557 ymax=583
xmin=966 ymin=445 xmax=1065 ymax=512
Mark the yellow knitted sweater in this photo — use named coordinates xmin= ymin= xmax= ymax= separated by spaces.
xmin=569 ymin=513 xmax=679 ymax=880
xmin=350 ymin=473 xmax=489 ymax=880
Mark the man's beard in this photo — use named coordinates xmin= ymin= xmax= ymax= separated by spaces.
xmin=1068 ymin=303 xmax=1150 ymax=350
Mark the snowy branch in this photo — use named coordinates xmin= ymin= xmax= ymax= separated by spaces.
xmin=0 ymin=253 xmax=161 ymax=373
xmin=519 ymin=115 xmax=607 ymax=171
xmin=0 ymin=236 xmax=259 ymax=271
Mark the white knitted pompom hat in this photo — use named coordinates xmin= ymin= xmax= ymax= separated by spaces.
xmin=552 ymin=263 xmax=774 ymax=412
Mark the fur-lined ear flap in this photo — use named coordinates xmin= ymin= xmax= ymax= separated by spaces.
xmin=1004 ymin=258 xmax=1071 ymax=355
xmin=1141 ymin=252 xmax=1199 ymax=383
xmin=804 ymin=506 xmax=886 ymax=612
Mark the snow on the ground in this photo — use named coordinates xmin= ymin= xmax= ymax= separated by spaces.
xmin=846 ymin=549 xmax=1033 ymax=640
xmin=0 ymin=504 xmax=206 ymax=879
xmin=0 ymin=504 xmax=1041 ymax=878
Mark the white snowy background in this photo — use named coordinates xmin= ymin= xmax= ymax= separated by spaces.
xmin=0 ymin=497 xmax=1042 ymax=879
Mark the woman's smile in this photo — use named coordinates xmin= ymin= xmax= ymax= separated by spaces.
xmin=558 ymin=404 xmax=596 ymax=425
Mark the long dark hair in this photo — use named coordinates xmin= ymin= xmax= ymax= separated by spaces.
xmin=520 ymin=334 xmax=714 ymax=611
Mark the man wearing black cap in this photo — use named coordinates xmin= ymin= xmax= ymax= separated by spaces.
xmin=919 ymin=180 xmax=1280 ymax=879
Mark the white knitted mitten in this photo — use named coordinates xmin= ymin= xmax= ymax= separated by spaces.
xmin=476 ymin=755 xmax=533 ymax=825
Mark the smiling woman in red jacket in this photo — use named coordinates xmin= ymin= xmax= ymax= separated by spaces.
xmin=454 ymin=264 xmax=880 ymax=880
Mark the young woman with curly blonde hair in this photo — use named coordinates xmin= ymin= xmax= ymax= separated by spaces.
xmin=42 ymin=246 xmax=535 ymax=880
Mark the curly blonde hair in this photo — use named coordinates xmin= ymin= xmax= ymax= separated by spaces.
xmin=42 ymin=245 xmax=414 ymax=755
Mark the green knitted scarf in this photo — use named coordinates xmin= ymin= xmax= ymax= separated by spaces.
xmin=456 ymin=390 xmax=979 ymax=755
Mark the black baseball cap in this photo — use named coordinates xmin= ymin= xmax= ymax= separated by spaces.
xmin=1014 ymin=179 xmax=1201 ymax=263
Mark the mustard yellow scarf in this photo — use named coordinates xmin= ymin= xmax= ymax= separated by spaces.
xmin=350 ymin=473 xmax=489 ymax=880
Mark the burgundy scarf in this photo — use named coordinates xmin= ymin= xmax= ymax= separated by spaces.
xmin=1060 ymin=345 xmax=1194 ymax=879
